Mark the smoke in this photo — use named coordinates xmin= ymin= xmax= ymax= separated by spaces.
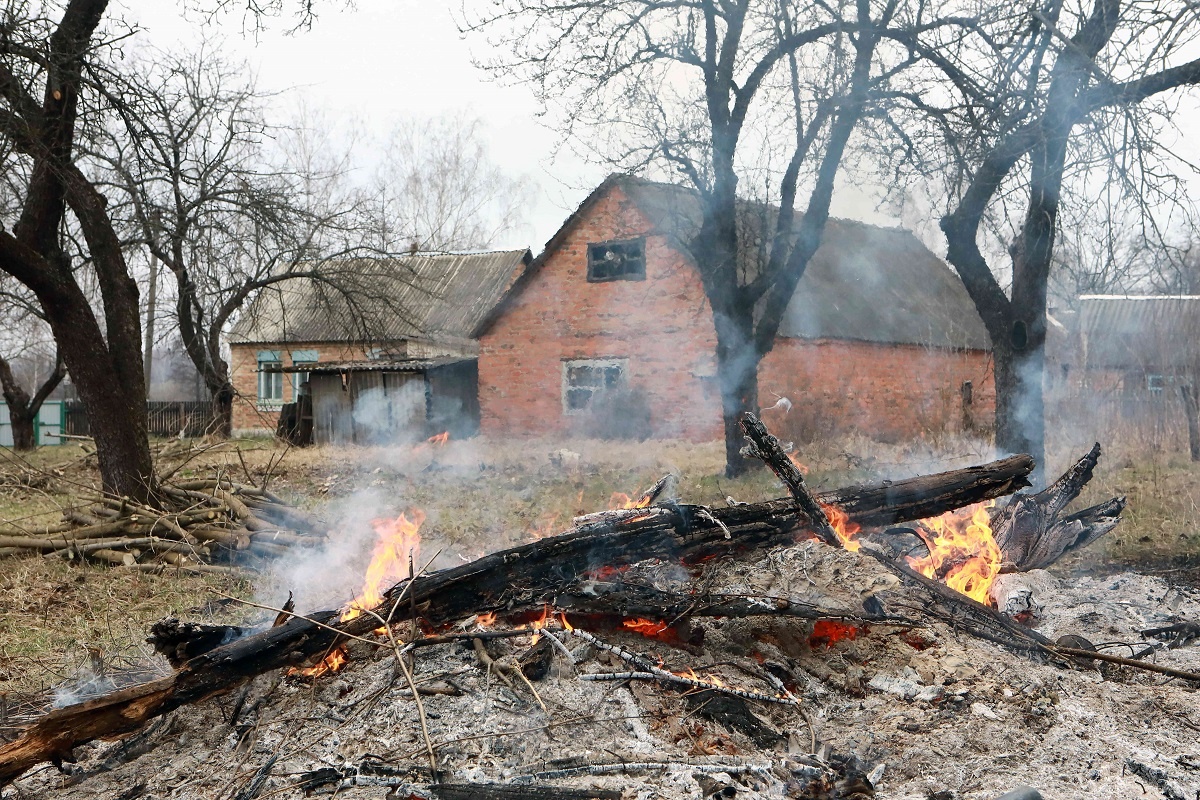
xmin=255 ymin=489 xmax=386 ymax=613
xmin=52 ymin=663 xmax=116 ymax=708
xmin=351 ymin=382 xmax=427 ymax=446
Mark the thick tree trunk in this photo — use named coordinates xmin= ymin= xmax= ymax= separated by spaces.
xmin=993 ymin=341 xmax=1045 ymax=484
xmin=49 ymin=308 xmax=156 ymax=502
xmin=715 ymin=317 xmax=760 ymax=478
xmin=211 ymin=383 xmax=234 ymax=438
xmin=8 ymin=409 xmax=36 ymax=451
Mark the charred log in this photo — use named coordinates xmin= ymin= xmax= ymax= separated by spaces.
xmin=991 ymin=444 xmax=1124 ymax=571
xmin=0 ymin=451 xmax=1033 ymax=786
xmin=432 ymin=785 xmax=622 ymax=800
xmin=148 ymin=618 xmax=246 ymax=668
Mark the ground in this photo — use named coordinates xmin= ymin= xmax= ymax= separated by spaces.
xmin=0 ymin=429 xmax=1197 ymax=702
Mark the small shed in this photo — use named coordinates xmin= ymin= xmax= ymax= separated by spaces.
xmin=280 ymin=358 xmax=479 ymax=446
xmin=1073 ymin=295 xmax=1200 ymax=393
xmin=0 ymin=401 xmax=64 ymax=447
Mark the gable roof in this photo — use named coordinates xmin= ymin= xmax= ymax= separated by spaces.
xmin=228 ymin=249 xmax=531 ymax=346
xmin=494 ymin=174 xmax=990 ymax=350
xmin=1075 ymin=295 xmax=1200 ymax=371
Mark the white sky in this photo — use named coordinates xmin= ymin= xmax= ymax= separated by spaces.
xmin=108 ymin=0 xmax=1200 ymax=265
xmin=110 ymin=0 xmax=908 ymax=254
xmin=110 ymin=0 xmax=611 ymax=251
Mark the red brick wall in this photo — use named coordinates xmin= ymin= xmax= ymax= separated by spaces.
xmin=758 ymin=339 xmax=995 ymax=443
xmin=478 ymin=185 xmax=723 ymax=441
xmin=230 ymin=342 xmax=365 ymax=435
xmin=479 ymin=183 xmax=997 ymax=442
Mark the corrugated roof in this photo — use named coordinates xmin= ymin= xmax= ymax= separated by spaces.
xmin=1076 ymin=295 xmax=1200 ymax=371
xmin=500 ymin=175 xmax=989 ymax=350
xmin=229 ymin=250 xmax=531 ymax=345
xmin=271 ymin=357 xmax=471 ymax=373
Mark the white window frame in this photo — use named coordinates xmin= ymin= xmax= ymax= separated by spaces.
xmin=257 ymin=352 xmax=284 ymax=407
xmin=292 ymin=363 xmax=317 ymax=397
xmin=562 ymin=358 xmax=628 ymax=415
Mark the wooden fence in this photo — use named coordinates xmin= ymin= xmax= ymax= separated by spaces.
xmin=64 ymin=401 xmax=214 ymax=438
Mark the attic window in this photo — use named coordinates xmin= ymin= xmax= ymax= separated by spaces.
xmin=587 ymin=239 xmax=645 ymax=282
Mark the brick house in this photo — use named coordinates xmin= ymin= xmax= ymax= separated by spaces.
xmin=476 ymin=175 xmax=995 ymax=443
xmin=228 ymin=250 xmax=530 ymax=437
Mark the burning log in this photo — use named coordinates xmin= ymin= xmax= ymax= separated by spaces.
xmin=0 ymin=450 xmax=1037 ymax=786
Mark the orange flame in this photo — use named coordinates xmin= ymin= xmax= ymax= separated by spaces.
xmin=342 ymin=508 xmax=426 ymax=622
xmin=528 ymin=513 xmax=560 ymax=540
xmin=528 ymin=605 xmax=552 ymax=645
xmin=906 ymin=500 xmax=1000 ymax=604
xmin=787 ymin=453 xmax=811 ymax=475
xmin=289 ymin=644 xmax=349 ymax=678
xmin=622 ymin=618 xmax=671 ymax=637
xmin=476 ymin=612 xmax=497 ymax=628
xmin=426 ymin=431 xmax=449 ymax=447
xmin=819 ymin=502 xmax=861 ymax=552
xmin=608 ymin=491 xmax=654 ymax=510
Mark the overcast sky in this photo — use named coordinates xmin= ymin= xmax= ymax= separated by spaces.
xmin=108 ymin=0 xmax=1200 ymax=266
xmin=110 ymin=0 xmax=915 ymax=254
xmin=109 ymin=1 xmax=614 ymax=251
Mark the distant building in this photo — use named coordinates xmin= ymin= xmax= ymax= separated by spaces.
xmin=477 ymin=174 xmax=995 ymax=443
xmin=227 ymin=250 xmax=531 ymax=439
xmin=1065 ymin=295 xmax=1200 ymax=396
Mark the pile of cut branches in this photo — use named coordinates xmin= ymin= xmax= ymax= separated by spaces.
xmin=0 ymin=478 xmax=325 ymax=575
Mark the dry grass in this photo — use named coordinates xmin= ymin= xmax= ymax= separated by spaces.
xmin=0 ymin=422 xmax=1197 ymax=698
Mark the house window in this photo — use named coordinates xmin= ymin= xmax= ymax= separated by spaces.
xmin=587 ymin=238 xmax=645 ymax=282
xmin=290 ymin=350 xmax=318 ymax=398
xmin=257 ymin=351 xmax=283 ymax=406
xmin=1147 ymin=374 xmax=1165 ymax=394
xmin=563 ymin=358 xmax=627 ymax=413
xmin=292 ymin=363 xmax=316 ymax=397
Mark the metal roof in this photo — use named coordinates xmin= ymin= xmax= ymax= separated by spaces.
xmin=229 ymin=250 xmax=531 ymax=345
xmin=1076 ymin=295 xmax=1200 ymax=371
xmin=270 ymin=357 xmax=472 ymax=373
xmin=501 ymin=175 xmax=990 ymax=350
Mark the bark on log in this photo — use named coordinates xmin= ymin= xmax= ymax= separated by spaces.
xmin=740 ymin=412 xmax=841 ymax=547
xmin=0 ymin=453 xmax=1032 ymax=786
xmin=432 ymin=785 xmax=622 ymax=800
xmin=991 ymin=444 xmax=1125 ymax=571
xmin=0 ymin=610 xmax=343 ymax=786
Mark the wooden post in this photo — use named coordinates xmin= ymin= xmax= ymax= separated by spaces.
xmin=1179 ymin=384 xmax=1200 ymax=462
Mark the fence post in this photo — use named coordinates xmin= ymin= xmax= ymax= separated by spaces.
xmin=1180 ymin=384 xmax=1200 ymax=462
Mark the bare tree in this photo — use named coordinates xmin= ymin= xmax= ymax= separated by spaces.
xmin=466 ymin=0 xmax=980 ymax=475
xmin=96 ymin=49 xmax=528 ymax=435
xmin=91 ymin=48 xmax=391 ymax=435
xmin=0 ymin=0 xmax=160 ymax=500
xmin=897 ymin=0 xmax=1200 ymax=479
xmin=0 ymin=280 xmax=65 ymax=450
xmin=372 ymin=113 xmax=531 ymax=251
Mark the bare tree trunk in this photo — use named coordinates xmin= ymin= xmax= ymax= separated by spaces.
xmin=0 ymin=354 xmax=65 ymax=452
xmin=993 ymin=341 xmax=1045 ymax=479
xmin=211 ymin=383 xmax=234 ymax=438
xmin=716 ymin=325 xmax=759 ymax=478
